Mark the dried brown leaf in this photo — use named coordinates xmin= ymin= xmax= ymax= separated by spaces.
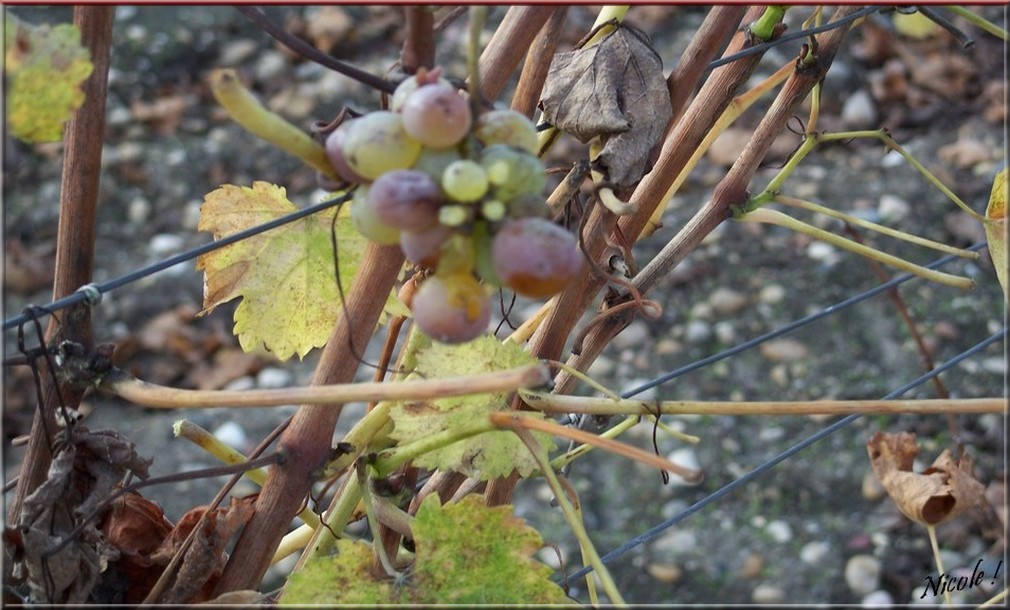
xmin=867 ymin=432 xmax=986 ymax=526
xmin=151 ymin=496 xmax=256 ymax=604
xmin=540 ymin=25 xmax=672 ymax=187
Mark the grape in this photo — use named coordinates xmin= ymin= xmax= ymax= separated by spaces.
xmin=411 ymin=272 xmax=491 ymax=343
xmin=506 ymin=193 xmax=549 ymax=219
xmin=391 ymin=68 xmax=451 ymax=112
xmin=400 ymin=224 xmax=452 ymax=268
xmin=491 ymin=218 xmax=582 ymax=298
xmin=401 ymin=83 xmax=472 ymax=148
xmin=480 ymin=144 xmax=546 ymax=202
xmin=474 ymin=109 xmax=539 ymax=154
xmin=342 ymin=111 xmax=421 ymax=180
xmin=438 ymin=204 xmax=471 ymax=228
xmin=368 ymin=169 xmax=443 ymax=230
xmin=442 ymin=159 xmax=489 ymax=202
xmin=351 ymin=186 xmax=400 ymax=245
xmin=472 ymin=221 xmax=502 ymax=286
xmin=413 ymin=146 xmax=462 ymax=182
xmin=324 ymin=121 xmax=367 ymax=184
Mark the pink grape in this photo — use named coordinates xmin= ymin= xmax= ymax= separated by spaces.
xmin=368 ymin=169 xmax=443 ymax=230
xmin=491 ymin=218 xmax=583 ymax=298
xmin=400 ymin=224 xmax=453 ymax=269
xmin=411 ymin=273 xmax=491 ymax=343
xmin=401 ymin=83 xmax=472 ymax=148
xmin=324 ymin=121 xmax=367 ymax=184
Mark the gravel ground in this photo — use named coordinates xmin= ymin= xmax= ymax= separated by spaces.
xmin=3 ymin=6 xmax=1006 ymax=605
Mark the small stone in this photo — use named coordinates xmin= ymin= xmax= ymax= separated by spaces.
xmin=765 ymin=520 xmax=792 ymax=544
xmin=621 ymin=378 xmax=656 ymax=401
xmin=613 ymin=320 xmax=650 ymax=350
xmin=760 ymin=338 xmax=808 ymax=362
xmin=881 ymin=149 xmax=905 ymax=168
xmin=751 ymin=584 xmax=785 ymax=604
xmin=807 ymin=241 xmax=840 ymax=266
xmin=223 ymin=376 xmax=256 ymax=392
xmin=646 ymin=563 xmax=682 ymax=583
xmin=769 ymin=364 xmax=789 ymax=388
xmin=861 ymin=590 xmax=894 ymax=606
xmin=127 ymin=197 xmax=151 ymax=224
xmin=758 ymin=283 xmax=786 ymax=305
xmin=708 ymin=128 xmax=752 ymax=167
xmin=213 ymin=421 xmax=247 ymax=449
xmin=218 ymin=39 xmax=259 ymax=67
xmin=253 ymin=50 xmax=289 ymax=82
xmin=842 ymin=89 xmax=878 ymax=128
xmin=758 ymin=426 xmax=785 ymax=442
xmin=878 ymin=194 xmax=911 ymax=222
xmin=652 ymin=529 xmax=697 ymax=557
xmin=845 ymin=554 xmax=881 ymax=596
xmin=666 ymin=448 xmax=701 ymax=487
xmin=708 ymin=287 xmax=749 ymax=315
xmin=149 ymin=233 xmax=185 ymax=257
xmin=257 ymin=367 xmax=293 ymax=389
xmin=684 ymin=320 xmax=712 ymax=344
xmin=587 ymin=355 xmax=615 ymax=378
xmin=655 ymin=338 xmax=681 ymax=356
xmin=938 ymin=138 xmax=993 ymax=169
xmin=741 ymin=553 xmax=763 ymax=579
xmin=800 ymin=540 xmax=831 ymax=565
xmin=714 ymin=321 xmax=736 ymax=344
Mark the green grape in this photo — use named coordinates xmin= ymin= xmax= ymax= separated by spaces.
xmin=442 ymin=159 xmax=489 ymax=203
xmin=438 ymin=204 xmax=471 ymax=228
xmin=479 ymin=144 xmax=546 ymax=202
xmin=411 ymin=272 xmax=491 ymax=343
xmin=472 ymin=221 xmax=502 ymax=286
xmin=401 ymin=83 xmax=472 ymax=148
xmin=351 ymin=186 xmax=401 ymax=245
xmin=413 ymin=146 xmax=463 ymax=182
xmin=474 ymin=109 xmax=539 ymax=154
xmin=342 ymin=111 xmax=421 ymax=180
xmin=480 ymin=200 xmax=507 ymax=223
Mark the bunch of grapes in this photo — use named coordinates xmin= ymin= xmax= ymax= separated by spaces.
xmin=325 ymin=68 xmax=583 ymax=343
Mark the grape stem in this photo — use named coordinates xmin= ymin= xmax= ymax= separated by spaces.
xmin=210 ymin=69 xmax=338 ymax=180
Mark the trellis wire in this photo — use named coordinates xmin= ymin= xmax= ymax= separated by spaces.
xmin=560 ymin=326 xmax=1006 ymax=588
xmin=2 ymin=193 xmax=348 ymax=332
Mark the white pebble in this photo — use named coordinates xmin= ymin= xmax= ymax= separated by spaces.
xmin=612 ymin=320 xmax=650 ymax=350
xmin=878 ymin=194 xmax=911 ymax=222
xmin=800 ymin=540 xmax=830 ymax=565
xmin=842 ymin=89 xmax=878 ymax=128
xmin=758 ymin=283 xmax=786 ymax=305
xmin=708 ymin=287 xmax=749 ymax=315
xmin=127 ymin=197 xmax=151 ymax=224
xmin=666 ymin=448 xmax=702 ymax=487
xmin=714 ymin=321 xmax=736 ymax=344
xmin=861 ymin=590 xmax=894 ymax=607
xmin=223 ymin=376 xmax=256 ymax=392
xmin=807 ymin=241 xmax=840 ymax=266
xmin=881 ymin=149 xmax=906 ymax=168
xmin=684 ymin=320 xmax=712 ymax=344
xmin=751 ymin=584 xmax=785 ymax=604
xmin=765 ymin=520 xmax=792 ymax=543
xmin=257 ymin=367 xmax=293 ymax=389
xmin=213 ymin=421 xmax=247 ymax=449
xmin=149 ymin=233 xmax=185 ymax=257
xmin=845 ymin=554 xmax=881 ymax=596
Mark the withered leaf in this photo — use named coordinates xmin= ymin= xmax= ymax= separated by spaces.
xmin=16 ymin=427 xmax=150 ymax=603
xmin=540 ymin=25 xmax=672 ymax=187
xmin=867 ymin=432 xmax=986 ymax=526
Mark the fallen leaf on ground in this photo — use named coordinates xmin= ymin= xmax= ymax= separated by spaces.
xmin=984 ymin=168 xmax=1007 ymax=300
xmin=867 ymin=431 xmax=986 ymax=526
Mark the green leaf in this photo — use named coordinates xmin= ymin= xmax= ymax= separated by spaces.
xmin=389 ymin=336 xmax=555 ymax=480
xmin=282 ymin=495 xmax=572 ymax=605
xmin=984 ymin=168 xmax=1007 ymax=301
xmin=5 ymin=15 xmax=93 ymax=143
xmin=196 ymin=182 xmax=371 ymax=361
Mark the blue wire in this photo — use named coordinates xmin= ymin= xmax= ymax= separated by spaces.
xmin=559 ymin=327 xmax=1006 ymax=588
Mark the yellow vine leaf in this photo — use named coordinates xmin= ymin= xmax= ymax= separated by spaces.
xmin=4 ymin=15 xmax=93 ymax=143
xmin=389 ymin=336 xmax=555 ymax=480
xmin=984 ymin=168 xmax=1007 ymax=301
xmin=892 ymin=11 xmax=939 ymax=39
xmin=281 ymin=495 xmax=571 ymax=604
xmin=196 ymin=182 xmax=371 ymax=361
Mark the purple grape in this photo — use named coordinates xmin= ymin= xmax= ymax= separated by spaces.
xmin=368 ymin=169 xmax=443 ymax=230
xmin=491 ymin=218 xmax=583 ymax=298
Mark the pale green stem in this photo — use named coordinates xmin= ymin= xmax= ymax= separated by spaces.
xmin=370 ymin=418 xmax=497 ymax=478
xmin=512 ymin=428 xmax=627 ymax=606
xmin=520 ymin=389 xmax=1005 ymax=416
xmin=549 ymin=415 xmax=640 ymax=471
xmin=304 ymin=470 xmax=362 ymax=560
xmin=359 ymin=465 xmax=403 ymax=578
xmin=775 ymin=195 xmax=978 ymax=259
xmin=943 ymin=6 xmax=1008 ymax=40
xmin=927 ymin=524 xmax=953 ymax=606
xmin=739 ymin=208 xmax=974 ymax=289
xmin=173 ymin=419 xmax=320 ymax=528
